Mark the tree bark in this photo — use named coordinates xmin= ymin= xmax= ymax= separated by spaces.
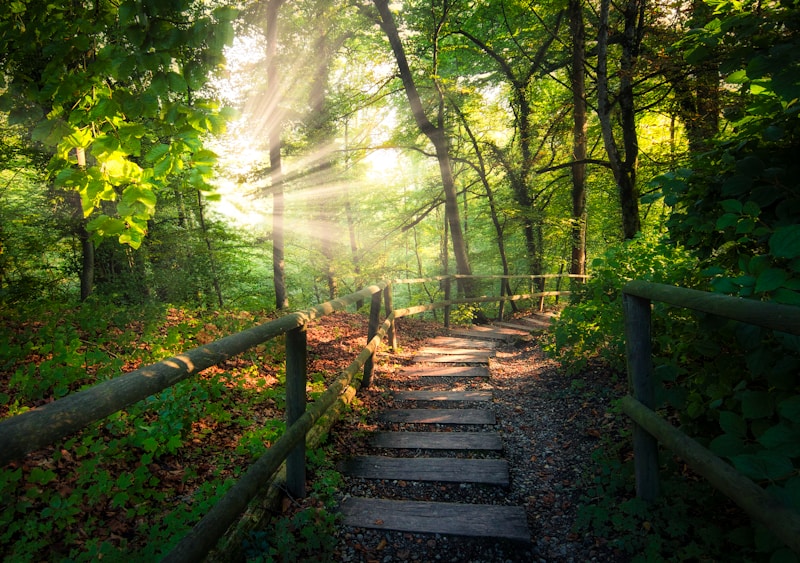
xmin=597 ymin=0 xmax=644 ymax=239
xmin=373 ymin=0 xmax=475 ymax=297
xmin=266 ymin=0 xmax=288 ymax=310
xmin=74 ymin=147 xmax=94 ymax=301
xmin=568 ymin=0 xmax=588 ymax=276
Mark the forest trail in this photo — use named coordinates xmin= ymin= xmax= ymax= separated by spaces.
xmin=336 ymin=315 xmax=551 ymax=556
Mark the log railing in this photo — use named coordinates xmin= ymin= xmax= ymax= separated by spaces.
xmin=0 ymin=274 xmax=577 ymax=562
xmin=622 ymin=281 xmax=800 ymax=554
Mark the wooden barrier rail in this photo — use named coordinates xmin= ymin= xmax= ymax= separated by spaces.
xmin=622 ymin=281 xmax=800 ymax=554
xmin=0 ymin=274 xmax=578 ymax=561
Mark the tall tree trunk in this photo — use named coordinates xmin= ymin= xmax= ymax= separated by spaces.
xmin=373 ymin=0 xmax=475 ymax=297
xmin=266 ymin=0 xmax=288 ymax=310
xmin=196 ymin=191 xmax=224 ymax=308
xmin=74 ymin=148 xmax=94 ymax=301
xmin=597 ymin=0 xmax=644 ymax=239
xmin=569 ymin=0 xmax=588 ymax=276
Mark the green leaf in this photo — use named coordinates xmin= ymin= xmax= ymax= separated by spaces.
xmin=731 ymin=451 xmax=793 ymax=481
xmin=757 ymin=423 xmax=800 ymax=457
xmin=778 ymin=397 xmax=800 ymax=424
xmin=770 ymin=226 xmax=800 ymax=259
xmin=755 ymin=268 xmax=788 ymax=293
xmin=721 ymin=199 xmax=743 ymax=213
xmin=141 ymin=437 xmax=159 ymax=452
xmin=710 ymin=434 xmax=746 ymax=458
xmin=86 ymin=215 xmax=126 ymax=237
xmin=740 ymin=390 xmax=774 ymax=419
xmin=719 ymin=411 xmax=747 ymax=438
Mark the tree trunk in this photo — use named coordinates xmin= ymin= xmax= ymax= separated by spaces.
xmin=196 ymin=191 xmax=224 ymax=308
xmin=373 ymin=0 xmax=475 ymax=297
xmin=597 ymin=0 xmax=644 ymax=239
xmin=266 ymin=0 xmax=288 ymax=310
xmin=74 ymin=148 xmax=94 ymax=301
xmin=569 ymin=0 xmax=588 ymax=276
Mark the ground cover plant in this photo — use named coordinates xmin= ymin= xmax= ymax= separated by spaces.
xmin=0 ymin=302 xmax=374 ymax=561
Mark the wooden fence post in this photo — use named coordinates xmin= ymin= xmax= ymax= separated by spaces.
xmin=383 ymin=285 xmax=397 ymax=352
xmin=363 ymin=290 xmax=382 ymax=388
xmin=623 ymin=292 xmax=659 ymax=501
xmin=443 ymin=276 xmax=452 ymax=329
xmin=497 ymin=278 xmax=505 ymax=321
xmin=285 ymin=326 xmax=307 ymax=499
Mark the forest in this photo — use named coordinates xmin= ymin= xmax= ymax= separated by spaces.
xmin=1 ymin=0 xmax=799 ymax=560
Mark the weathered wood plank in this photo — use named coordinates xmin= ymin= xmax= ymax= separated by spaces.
xmin=447 ymin=328 xmax=515 ymax=341
xmin=400 ymin=365 xmax=490 ymax=378
xmin=493 ymin=321 xmax=534 ymax=333
xmin=340 ymin=497 xmax=530 ymax=542
xmin=516 ymin=316 xmax=553 ymax=329
xmin=370 ymin=431 xmax=503 ymax=450
xmin=391 ymin=390 xmax=492 ymax=402
xmin=412 ymin=352 xmax=491 ymax=364
xmin=339 ymin=456 xmax=509 ymax=485
xmin=379 ymin=408 xmax=495 ymax=424
xmin=428 ymin=337 xmax=497 ymax=349
xmin=417 ymin=346 xmax=494 ymax=356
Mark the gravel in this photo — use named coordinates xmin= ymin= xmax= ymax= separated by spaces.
xmin=329 ymin=332 xmax=621 ymax=562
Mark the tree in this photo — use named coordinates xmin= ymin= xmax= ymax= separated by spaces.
xmin=596 ymin=0 xmax=646 ymax=239
xmin=372 ymin=0 xmax=476 ymax=296
xmin=568 ymin=0 xmax=588 ymax=276
xmin=0 ymin=0 xmax=237 ymax=299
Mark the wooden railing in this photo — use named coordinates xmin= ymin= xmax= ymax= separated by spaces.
xmin=621 ymin=281 xmax=800 ymax=554
xmin=0 ymin=274 xmax=577 ymax=562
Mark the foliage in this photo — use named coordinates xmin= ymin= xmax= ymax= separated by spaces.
xmin=544 ymin=232 xmax=700 ymax=374
xmin=241 ymin=445 xmax=342 ymax=562
xmin=575 ymin=424 xmax=770 ymax=562
xmin=0 ymin=302 xmax=289 ymax=560
xmin=0 ymin=0 xmax=238 ymax=249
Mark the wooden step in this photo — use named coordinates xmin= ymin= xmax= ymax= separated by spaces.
xmin=516 ymin=316 xmax=552 ymax=329
xmin=417 ymin=346 xmax=495 ymax=355
xmin=370 ymin=431 xmax=503 ymax=450
xmin=379 ymin=408 xmax=495 ymax=425
xmin=412 ymin=351 xmax=491 ymax=364
xmin=391 ymin=390 xmax=492 ymax=402
xmin=428 ymin=337 xmax=497 ymax=349
xmin=447 ymin=327 xmax=517 ymax=341
xmin=340 ymin=497 xmax=530 ymax=543
xmin=400 ymin=365 xmax=489 ymax=378
xmin=493 ymin=321 xmax=534 ymax=333
xmin=339 ymin=456 xmax=509 ymax=485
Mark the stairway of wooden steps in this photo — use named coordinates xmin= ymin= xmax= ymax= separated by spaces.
xmin=338 ymin=317 xmax=551 ymax=545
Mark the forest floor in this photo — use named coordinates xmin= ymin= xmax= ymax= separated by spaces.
xmin=318 ymin=314 xmax=629 ymax=562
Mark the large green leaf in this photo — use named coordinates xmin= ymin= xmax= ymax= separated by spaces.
xmin=757 ymin=423 xmax=800 ymax=457
xmin=731 ymin=451 xmax=793 ymax=481
xmin=770 ymin=226 xmax=800 ymax=259
xmin=740 ymin=390 xmax=774 ymax=419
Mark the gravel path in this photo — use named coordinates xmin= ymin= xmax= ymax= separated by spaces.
xmin=329 ymin=330 xmax=620 ymax=562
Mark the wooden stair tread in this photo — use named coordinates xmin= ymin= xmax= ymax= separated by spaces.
xmin=379 ymin=408 xmax=495 ymax=425
xmin=339 ymin=456 xmax=509 ymax=485
xmin=340 ymin=497 xmax=530 ymax=543
xmin=417 ymin=346 xmax=494 ymax=355
xmin=391 ymin=390 xmax=492 ymax=402
xmin=428 ymin=337 xmax=497 ymax=349
xmin=412 ymin=352 xmax=491 ymax=364
xmin=493 ymin=321 xmax=534 ymax=332
xmin=370 ymin=431 xmax=503 ymax=450
xmin=447 ymin=328 xmax=516 ymax=341
xmin=400 ymin=365 xmax=489 ymax=378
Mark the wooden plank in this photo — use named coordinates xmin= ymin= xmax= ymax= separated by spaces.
xmin=340 ymin=497 xmax=530 ymax=543
xmin=515 ymin=317 xmax=551 ymax=329
xmin=370 ymin=431 xmax=503 ymax=451
xmin=412 ymin=352 xmax=491 ymax=364
xmin=400 ymin=365 xmax=490 ymax=378
xmin=379 ymin=408 xmax=495 ymax=424
xmin=418 ymin=346 xmax=494 ymax=355
xmin=428 ymin=337 xmax=497 ymax=349
xmin=339 ymin=456 xmax=509 ymax=485
xmin=392 ymin=390 xmax=492 ymax=402
xmin=493 ymin=321 xmax=534 ymax=332
xmin=447 ymin=328 xmax=513 ymax=341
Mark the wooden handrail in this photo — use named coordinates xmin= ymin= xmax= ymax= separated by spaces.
xmin=622 ymin=281 xmax=800 ymax=554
